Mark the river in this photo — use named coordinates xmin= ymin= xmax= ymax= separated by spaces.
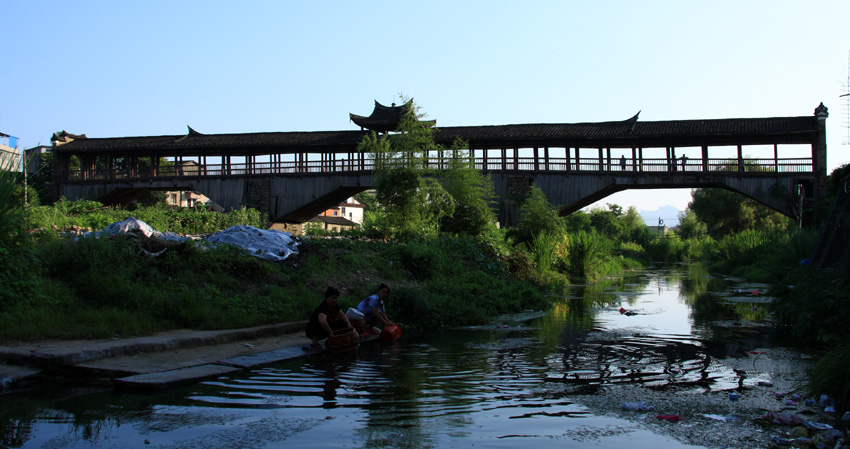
xmin=1 ymin=263 xmax=813 ymax=448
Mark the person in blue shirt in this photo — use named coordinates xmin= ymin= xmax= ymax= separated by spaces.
xmin=354 ymin=283 xmax=396 ymax=334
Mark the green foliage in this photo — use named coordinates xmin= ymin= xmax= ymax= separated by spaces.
xmin=689 ymin=188 xmax=791 ymax=239
xmin=438 ymin=154 xmax=497 ymax=236
xmin=137 ymin=190 xmax=168 ymax=207
xmin=588 ymin=206 xmax=624 ymax=238
xmin=713 ymin=228 xmax=780 ymax=270
xmin=0 ymin=167 xmax=24 ymax=245
xmin=680 ymin=235 xmax=716 ymax=261
xmin=373 ymin=168 xmax=454 ymax=239
xmin=360 ymin=101 xmax=465 ymax=240
xmin=527 ymin=231 xmax=558 ymax=275
xmin=644 ymin=235 xmax=686 ymax=262
xmin=678 ymin=209 xmax=708 ymax=240
xmin=28 ymin=200 xmax=264 ymax=234
xmin=565 ymin=230 xmax=612 ymax=281
xmin=805 ymin=343 xmax=850 ymax=413
xmin=0 ymin=168 xmax=42 ymax=314
xmin=770 ymin=264 xmax=850 ymax=346
xmin=354 ymin=190 xmax=378 ymax=211
xmin=563 ymin=211 xmax=592 ymax=234
xmin=26 ymin=151 xmax=55 ymax=206
xmin=507 ymin=185 xmax=562 ymax=245
xmin=620 ymin=206 xmax=648 ymax=243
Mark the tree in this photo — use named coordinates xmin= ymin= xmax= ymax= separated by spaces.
xmin=621 ymin=206 xmax=648 ymax=243
xmin=688 ymin=188 xmax=790 ymax=239
xmin=358 ymin=100 xmax=455 ymax=239
xmin=438 ymin=152 xmax=497 ymax=236
xmin=354 ymin=190 xmax=378 ymax=212
xmin=677 ymin=209 xmax=708 ymax=240
xmin=563 ymin=211 xmax=592 ymax=234
xmin=588 ymin=205 xmax=624 ymax=239
xmin=507 ymin=185 xmax=562 ymax=245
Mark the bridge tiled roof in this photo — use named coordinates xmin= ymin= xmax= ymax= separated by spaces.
xmin=54 ymin=114 xmax=820 ymax=156
xmin=55 ymin=129 xmax=369 ymax=155
xmin=432 ymin=115 xmax=819 ymax=147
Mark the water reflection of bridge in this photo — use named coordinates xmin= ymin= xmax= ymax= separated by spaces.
xmin=52 ymin=103 xmax=829 ymax=225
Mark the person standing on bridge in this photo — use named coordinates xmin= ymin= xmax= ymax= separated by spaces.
xmin=619 ymin=155 xmax=626 ymax=171
xmin=680 ymin=154 xmax=688 ymax=171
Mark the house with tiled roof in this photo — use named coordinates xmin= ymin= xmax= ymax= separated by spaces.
xmin=271 ymin=196 xmax=364 ymax=235
xmin=319 ymin=197 xmax=364 ymax=225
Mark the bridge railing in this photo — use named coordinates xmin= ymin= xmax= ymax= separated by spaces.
xmin=66 ymin=155 xmax=813 ymax=181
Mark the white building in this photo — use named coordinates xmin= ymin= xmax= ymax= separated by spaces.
xmin=0 ymin=132 xmax=21 ymax=171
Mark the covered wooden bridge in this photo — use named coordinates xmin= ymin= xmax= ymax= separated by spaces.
xmin=52 ymin=101 xmax=830 ymax=226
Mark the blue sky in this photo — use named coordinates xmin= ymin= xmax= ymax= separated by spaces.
xmin=3 ymin=1 xmax=849 ymax=223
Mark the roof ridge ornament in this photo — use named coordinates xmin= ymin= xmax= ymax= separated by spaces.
xmin=628 ymin=110 xmax=641 ymax=132
xmin=187 ymin=126 xmax=204 ymax=136
xmin=814 ymin=102 xmax=828 ymax=120
xmin=349 ymin=99 xmax=435 ymax=132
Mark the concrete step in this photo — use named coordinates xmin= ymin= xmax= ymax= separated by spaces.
xmin=0 ymin=363 xmax=41 ymax=390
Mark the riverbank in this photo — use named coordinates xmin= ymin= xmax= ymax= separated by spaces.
xmin=0 ymin=233 xmax=555 ymax=341
xmin=570 ymin=346 xmax=847 ymax=448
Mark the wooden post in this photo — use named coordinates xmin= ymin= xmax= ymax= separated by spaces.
xmin=533 ymin=147 xmax=539 ymax=171
xmin=513 ymin=146 xmax=519 ymax=171
xmin=606 ymin=148 xmax=611 ymax=171
xmin=774 ymin=144 xmax=779 ymax=172
xmin=631 ymin=147 xmax=637 ymax=171
xmin=597 ymin=148 xmax=603 ymax=172
xmin=501 ymin=147 xmax=506 ymax=171
xmin=737 ymin=145 xmax=744 ymax=172
xmin=544 ymin=146 xmax=549 ymax=171
xmin=701 ymin=145 xmax=709 ymax=172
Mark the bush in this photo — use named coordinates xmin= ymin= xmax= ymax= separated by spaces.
xmin=806 ymin=343 xmax=850 ymax=414
xmin=770 ymin=263 xmax=850 ymax=346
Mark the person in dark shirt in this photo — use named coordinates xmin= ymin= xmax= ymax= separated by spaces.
xmin=305 ymin=287 xmax=355 ymax=349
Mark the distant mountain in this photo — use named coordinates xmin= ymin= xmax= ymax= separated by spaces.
xmin=640 ymin=205 xmax=683 ymax=227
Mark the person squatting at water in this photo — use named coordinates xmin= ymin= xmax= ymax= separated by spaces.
xmin=305 ymin=287 xmax=356 ymax=350
xmin=352 ymin=283 xmax=396 ymax=336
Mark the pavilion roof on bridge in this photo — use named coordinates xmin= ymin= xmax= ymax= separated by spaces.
xmin=52 ymin=111 xmax=821 ymax=157
xmin=349 ymin=100 xmax=436 ymax=132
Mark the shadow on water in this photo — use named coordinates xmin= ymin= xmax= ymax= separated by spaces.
xmin=1 ymin=263 xmax=782 ymax=448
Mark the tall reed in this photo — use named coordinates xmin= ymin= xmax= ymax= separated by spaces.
xmin=528 ymin=231 xmax=557 ymax=275
xmin=565 ymin=230 xmax=610 ymax=280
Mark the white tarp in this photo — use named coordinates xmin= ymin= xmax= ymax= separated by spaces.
xmin=206 ymin=225 xmax=300 ymax=261
xmin=85 ymin=218 xmax=300 ymax=261
xmin=101 ymin=217 xmax=159 ymax=238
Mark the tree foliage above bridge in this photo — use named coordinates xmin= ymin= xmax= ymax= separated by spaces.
xmin=358 ymin=100 xmax=496 ymax=239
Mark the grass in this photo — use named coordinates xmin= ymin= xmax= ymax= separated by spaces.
xmin=27 ymin=198 xmax=265 ymax=235
xmin=0 ymin=227 xmax=557 ymax=340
